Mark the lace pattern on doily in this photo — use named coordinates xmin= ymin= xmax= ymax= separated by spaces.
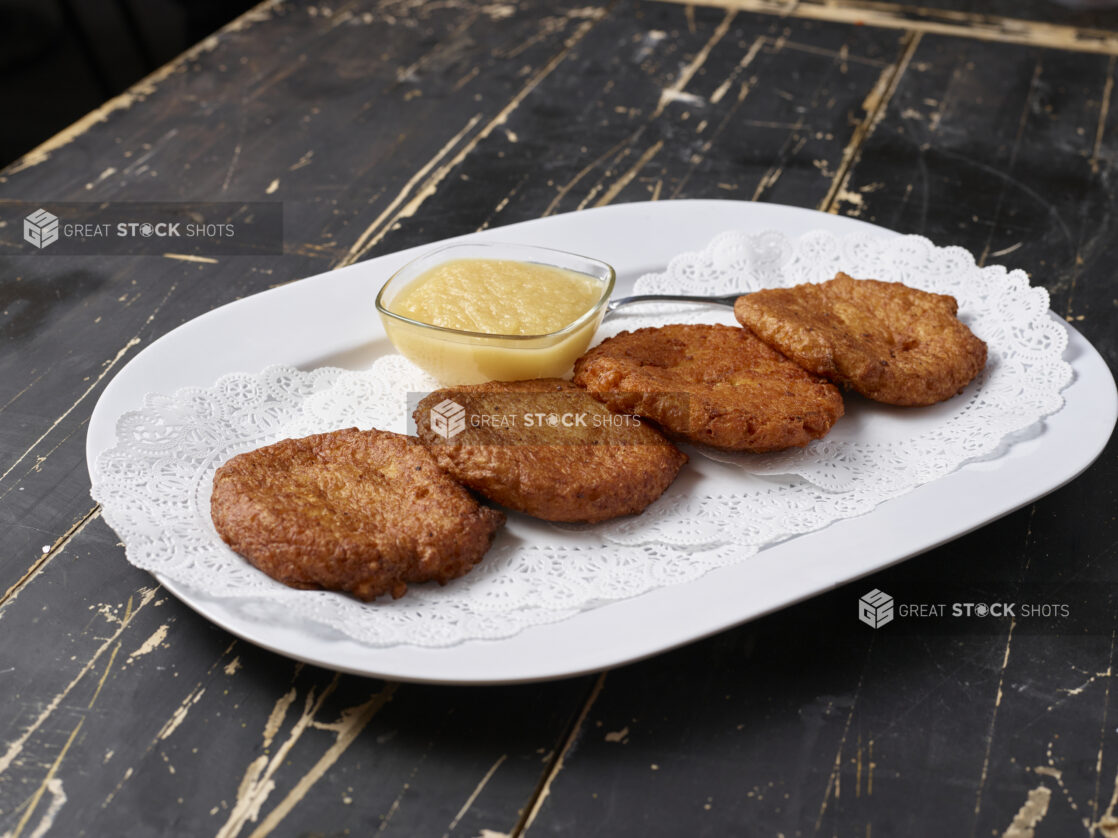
xmin=90 ymin=230 xmax=1072 ymax=647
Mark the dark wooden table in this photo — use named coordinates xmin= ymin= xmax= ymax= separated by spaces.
xmin=2 ymin=0 xmax=1117 ymax=835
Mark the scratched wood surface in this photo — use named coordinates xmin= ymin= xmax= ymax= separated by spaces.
xmin=0 ymin=0 xmax=1116 ymax=836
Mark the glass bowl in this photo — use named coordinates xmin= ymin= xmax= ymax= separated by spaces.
xmin=375 ymin=242 xmax=615 ymax=384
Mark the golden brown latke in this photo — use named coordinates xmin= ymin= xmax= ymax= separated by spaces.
xmin=413 ymin=379 xmax=687 ymax=523
xmin=734 ymin=272 xmax=987 ymax=406
xmin=572 ymin=324 xmax=844 ymax=452
xmin=210 ymin=428 xmax=504 ymax=601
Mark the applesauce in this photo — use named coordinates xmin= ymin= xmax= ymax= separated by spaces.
xmin=376 ymin=245 xmax=614 ymax=385
xmin=390 ymin=258 xmax=602 ymax=336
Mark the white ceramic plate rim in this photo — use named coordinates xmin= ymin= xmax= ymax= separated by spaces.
xmin=86 ymin=200 xmax=1118 ymax=684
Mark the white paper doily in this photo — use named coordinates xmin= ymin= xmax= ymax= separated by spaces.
xmin=90 ymin=230 xmax=1072 ymax=647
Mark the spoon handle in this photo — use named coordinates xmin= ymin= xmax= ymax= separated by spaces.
xmin=604 ymin=292 xmax=743 ymax=319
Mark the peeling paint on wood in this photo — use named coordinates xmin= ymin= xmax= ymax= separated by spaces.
xmin=657 ymin=0 xmax=1118 ymax=55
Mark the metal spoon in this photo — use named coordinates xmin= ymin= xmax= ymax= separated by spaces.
xmin=604 ymin=292 xmax=743 ymax=320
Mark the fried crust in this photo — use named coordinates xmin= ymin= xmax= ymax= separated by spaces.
xmin=734 ymin=273 xmax=988 ymax=406
xmin=210 ymin=428 xmax=504 ymax=601
xmin=572 ymin=324 xmax=844 ymax=452
xmin=414 ymin=379 xmax=687 ymax=523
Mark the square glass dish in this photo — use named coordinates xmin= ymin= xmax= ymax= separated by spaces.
xmin=375 ymin=242 xmax=615 ymax=383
